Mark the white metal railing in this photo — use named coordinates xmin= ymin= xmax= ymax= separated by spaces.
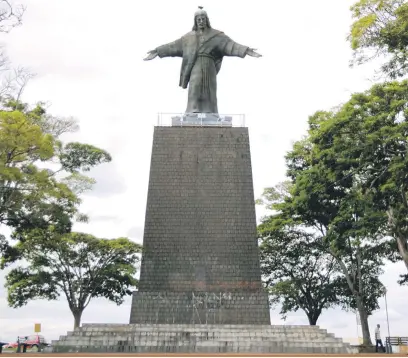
xmin=157 ymin=113 xmax=246 ymax=127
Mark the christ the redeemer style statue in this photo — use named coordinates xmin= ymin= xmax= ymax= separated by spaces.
xmin=144 ymin=6 xmax=261 ymax=114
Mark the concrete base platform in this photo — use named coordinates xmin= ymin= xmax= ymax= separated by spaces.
xmin=51 ymin=324 xmax=359 ymax=354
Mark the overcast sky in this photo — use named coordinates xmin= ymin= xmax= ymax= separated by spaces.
xmin=0 ymin=0 xmax=407 ymax=346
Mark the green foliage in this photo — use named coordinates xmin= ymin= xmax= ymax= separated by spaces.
xmin=259 ymin=90 xmax=404 ymax=343
xmin=259 ymin=212 xmax=341 ymax=325
xmin=257 ymin=176 xmax=387 ymax=332
xmin=398 ymin=273 xmax=408 ymax=284
xmin=308 ymin=80 xmax=408 ymax=275
xmin=0 ymin=101 xmax=111 ymax=261
xmin=260 ymin=78 xmax=408 ymax=345
xmin=256 ymin=181 xmax=293 ymax=211
xmin=349 ymin=0 xmax=408 ymax=78
xmin=4 ymin=231 xmax=142 ymax=328
xmin=334 ymin=256 xmax=386 ymax=314
xmin=60 ymin=142 xmax=111 ymax=173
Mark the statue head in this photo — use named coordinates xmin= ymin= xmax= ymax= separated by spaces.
xmin=192 ymin=6 xmax=211 ymax=31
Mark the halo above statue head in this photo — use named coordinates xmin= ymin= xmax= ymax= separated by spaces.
xmin=192 ymin=6 xmax=212 ymax=30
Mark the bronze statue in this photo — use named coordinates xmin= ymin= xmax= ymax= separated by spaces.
xmin=144 ymin=7 xmax=261 ymax=114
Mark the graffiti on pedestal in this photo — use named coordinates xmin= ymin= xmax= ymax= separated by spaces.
xmin=152 ymin=293 xmax=180 ymax=324
xmin=149 ymin=292 xmax=235 ymax=324
xmin=190 ymin=292 xmax=232 ymax=324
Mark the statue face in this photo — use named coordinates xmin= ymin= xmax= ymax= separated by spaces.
xmin=196 ymin=15 xmax=207 ymax=30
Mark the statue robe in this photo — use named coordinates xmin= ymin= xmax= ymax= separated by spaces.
xmin=156 ymin=28 xmax=249 ymax=114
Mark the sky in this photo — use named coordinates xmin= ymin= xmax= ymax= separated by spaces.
xmin=0 ymin=0 xmax=407 ymax=346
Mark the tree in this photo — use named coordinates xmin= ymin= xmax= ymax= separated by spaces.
xmin=349 ymin=0 xmax=408 ymax=78
xmin=0 ymin=0 xmax=30 ymax=101
xmin=257 ymin=182 xmax=342 ymax=325
xmin=309 ymin=80 xmax=408 ymax=276
xmin=259 ymin=217 xmax=341 ymax=325
xmin=0 ymin=2 xmax=108 ymax=248
xmin=271 ymin=132 xmax=389 ymax=346
xmin=0 ymin=100 xmax=112 ymax=261
xmin=3 ymin=231 xmax=142 ymax=329
xmin=0 ymin=0 xmax=25 ymax=33
xmin=0 ymin=66 xmax=34 ymax=103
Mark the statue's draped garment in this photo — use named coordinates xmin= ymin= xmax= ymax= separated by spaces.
xmin=156 ymin=28 xmax=249 ymax=114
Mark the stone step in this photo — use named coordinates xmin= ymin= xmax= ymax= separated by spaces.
xmin=52 ymin=339 xmax=353 ymax=347
xmin=52 ymin=324 xmax=356 ymax=354
xmin=77 ymin=328 xmax=329 ymax=333
xmin=66 ymin=330 xmax=337 ymax=337
xmin=80 ymin=323 xmax=326 ymax=330
xmin=75 ymin=329 xmax=331 ymax=335
xmin=52 ymin=344 xmax=354 ymax=354
xmin=55 ymin=333 xmax=346 ymax=344
xmin=54 ymin=336 xmax=343 ymax=344
xmin=60 ymin=333 xmax=341 ymax=341
xmin=58 ymin=338 xmax=342 ymax=345
xmin=53 ymin=340 xmax=346 ymax=347
xmin=82 ymin=323 xmax=324 ymax=328
xmin=68 ymin=332 xmax=333 ymax=338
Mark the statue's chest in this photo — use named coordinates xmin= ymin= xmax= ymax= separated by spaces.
xmin=183 ymin=32 xmax=219 ymax=53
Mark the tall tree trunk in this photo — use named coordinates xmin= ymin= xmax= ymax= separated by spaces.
xmin=335 ymin=255 xmax=372 ymax=345
xmin=355 ymin=247 xmax=372 ymax=346
xmin=396 ymin=234 xmax=408 ymax=271
xmin=356 ymin=297 xmax=372 ymax=346
xmin=305 ymin=308 xmax=321 ymax=326
xmin=307 ymin=314 xmax=318 ymax=326
xmin=387 ymin=209 xmax=408 ymax=271
xmin=72 ymin=309 xmax=83 ymax=330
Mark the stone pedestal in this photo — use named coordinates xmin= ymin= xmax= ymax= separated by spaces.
xmin=129 ymin=127 xmax=270 ymax=325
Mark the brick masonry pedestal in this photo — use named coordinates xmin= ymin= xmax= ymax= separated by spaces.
xmin=129 ymin=127 xmax=270 ymax=325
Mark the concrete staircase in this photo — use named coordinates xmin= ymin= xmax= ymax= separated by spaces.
xmin=52 ymin=324 xmax=358 ymax=354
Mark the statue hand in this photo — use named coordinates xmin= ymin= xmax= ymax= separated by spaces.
xmin=144 ymin=50 xmax=158 ymax=61
xmin=246 ymin=48 xmax=262 ymax=58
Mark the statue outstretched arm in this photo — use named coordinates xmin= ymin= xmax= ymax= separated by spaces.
xmin=219 ymin=36 xmax=261 ymax=58
xmin=143 ymin=38 xmax=183 ymax=61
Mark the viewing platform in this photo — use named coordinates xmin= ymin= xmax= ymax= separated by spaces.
xmin=157 ymin=113 xmax=246 ymax=127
